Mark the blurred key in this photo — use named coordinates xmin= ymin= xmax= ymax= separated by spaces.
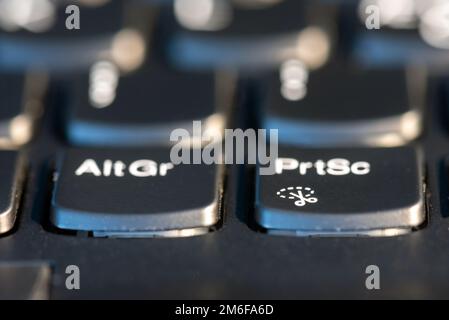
xmin=261 ymin=62 xmax=426 ymax=147
xmin=163 ymin=0 xmax=332 ymax=71
xmin=348 ymin=0 xmax=449 ymax=69
xmin=0 ymin=72 xmax=47 ymax=148
xmin=135 ymin=0 xmax=174 ymax=5
xmin=65 ymin=61 xmax=234 ymax=146
xmin=0 ymin=151 xmax=26 ymax=234
xmin=231 ymin=0 xmax=287 ymax=9
xmin=60 ymin=0 xmax=115 ymax=6
xmin=255 ymin=146 xmax=425 ymax=236
xmin=0 ymin=0 xmax=151 ymax=72
xmin=50 ymin=148 xmax=223 ymax=237
xmin=138 ymin=0 xmax=284 ymax=7
xmin=358 ymin=0 xmax=441 ymax=30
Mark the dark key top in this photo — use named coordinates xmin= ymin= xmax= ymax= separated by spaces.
xmin=231 ymin=0 xmax=288 ymax=9
xmin=136 ymin=0 xmax=173 ymax=5
xmin=50 ymin=148 xmax=223 ymax=237
xmin=65 ymin=62 xmax=233 ymax=146
xmin=0 ymin=151 xmax=26 ymax=234
xmin=261 ymin=63 xmax=426 ymax=147
xmin=0 ymin=1 xmax=151 ymax=72
xmin=255 ymin=146 xmax=425 ymax=236
xmin=0 ymin=262 xmax=51 ymax=300
xmin=164 ymin=0 xmax=332 ymax=71
xmin=0 ymin=73 xmax=47 ymax=148
xmin=348 ymin=1 xmax=449 ymax=68
xmin=138 ymin=0 xmax=282 ymax=7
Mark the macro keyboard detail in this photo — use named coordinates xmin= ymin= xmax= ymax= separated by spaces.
xmin=0 ymin=0 xmax=449 ymax=300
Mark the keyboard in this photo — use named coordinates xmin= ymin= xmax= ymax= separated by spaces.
xmin=0 ymin=0 xmax=449 ymax=300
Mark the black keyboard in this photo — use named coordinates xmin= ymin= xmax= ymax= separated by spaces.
xmin=0 ymin=0 xmax=449 ymax=300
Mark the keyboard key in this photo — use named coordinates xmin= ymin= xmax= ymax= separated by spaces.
xmin=261 ymin=63 xmax=426 ymax=147
xmin=136 ymin=0 xmax=173 ymax=5
xmin=0 ymin=0 xmax=150 ymax=72
xmin=347 ymin=0 xmax=449 ymax=68
xmin=0 ymin=262 xmax=51 ymax=300
xmin=138 ymin=0 xmax=283 ymax=7
xmin=50 ymin=148 xmax=223 ymax=237
xmin=0 ymin=73 xmax=47 ymax=148
xmin=255 ymin=146 xmax=425 ymax=236
xmin=358 ymin=0 xmax=442 ymax=31
xmin=163 ymin=0 xmax=332 ymax=71
xmin=0 ymin=151 xmax=26 ymax=234
xmin=232 ymin=0 xmax=287 ymax=9
xmin=65 ymin=61 xmax=233 ymax=146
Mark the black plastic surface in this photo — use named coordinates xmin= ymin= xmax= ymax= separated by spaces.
xmin=0 ymin=74 xmax=448 ymax=299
